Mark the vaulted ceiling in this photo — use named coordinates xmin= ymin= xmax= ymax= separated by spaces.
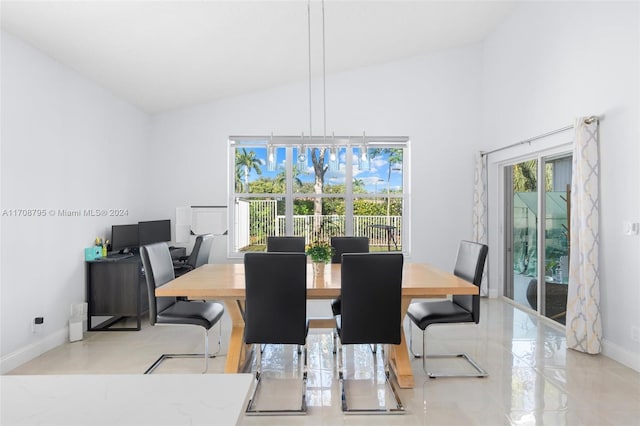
xmin=1 ymin=1 xmax=516 ymax=113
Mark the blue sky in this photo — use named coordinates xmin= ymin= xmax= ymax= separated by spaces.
xmin=239 ymin=147 xmax=403 ymax=193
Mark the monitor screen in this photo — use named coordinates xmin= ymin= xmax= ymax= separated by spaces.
xmin=138 ymin=219 xmax=171 ymax=246
xmin=111 ymin=224 xmax=139 ymax=252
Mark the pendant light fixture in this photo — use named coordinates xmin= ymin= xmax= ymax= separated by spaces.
xmin=303 ymin=0 xmax=331 ymax=170
xmin=329 ymin=133 xmax=339 ymax=171
xmin=301 ymin=0 xmax=313 ymax=168
xmin=297 ymin=143 xmax=307 ymax=165
xmin=358 ymin=132 xmax=369 ymax=170
xmin=267 ymin=134 xmax=276 ymax=171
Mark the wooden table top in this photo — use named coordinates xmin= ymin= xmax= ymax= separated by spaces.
xmin=155 ymin=262 xmax=478 ymax=299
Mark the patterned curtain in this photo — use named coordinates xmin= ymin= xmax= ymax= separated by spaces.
xmin=473 ymin=152 xmax=488 ymax=296
xmin=566 ymin=117 xmax=602 ymax=354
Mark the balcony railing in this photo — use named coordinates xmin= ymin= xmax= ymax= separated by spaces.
xmin=242 ymin=200 xmax=402 ymax=249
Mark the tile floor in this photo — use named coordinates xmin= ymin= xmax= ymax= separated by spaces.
xmin=6 ymin=299 xmax=640 ymax=425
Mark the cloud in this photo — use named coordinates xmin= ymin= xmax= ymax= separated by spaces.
xmin=361 ymin=176 xmax=384 ymax=185
xmin=371 ymin=157 xmax=387 ymax=169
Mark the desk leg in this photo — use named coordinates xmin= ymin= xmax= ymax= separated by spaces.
xmin=389 ymin=296 xmax=415 ymax=388
xmin=223 ymin=299 xmax=251 ymax=374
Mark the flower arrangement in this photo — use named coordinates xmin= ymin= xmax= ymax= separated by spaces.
xmin=305 ymin=240 xmax=334 ymax=263
xmin=95 ymin=237 xmax=109 ymax=257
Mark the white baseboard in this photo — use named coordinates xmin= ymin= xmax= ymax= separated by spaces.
xmin=602 ymin=338 xmax=640 ymax=373
xmin=0 ymin=328 xmax=67 ymax=374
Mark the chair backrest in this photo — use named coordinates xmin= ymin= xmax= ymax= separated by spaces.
xmin=244 ymin=252 xmax=307 ymax=345
xmin=187 ymin=234 xmax=214 ymax=268
xmin=340 ymin=253 xmax=403 ymax=345
xmin=140 ymin=242 xmax=177 ymax=326
xmin=330 ymin=236 xmax=369 ymax=264
xmin=266 ymin=236 xmax=306 ymax=253
xmin=452 ymin=240 xmax=489 ymax=324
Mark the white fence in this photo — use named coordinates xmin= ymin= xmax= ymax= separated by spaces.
xmin=244 ymin=200 xmax=401 ymax=247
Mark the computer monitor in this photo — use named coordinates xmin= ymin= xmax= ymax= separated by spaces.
xmin=138 ymin=219 xmax=171 ymax=246
xmin=111 ymin=224 xmax=139 ymax=253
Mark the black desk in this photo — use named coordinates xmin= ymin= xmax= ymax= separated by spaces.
xmin=85 ymin=247 xmax=186 ymax=331
xmin=86 ymin=255 xmax=147 ymax=331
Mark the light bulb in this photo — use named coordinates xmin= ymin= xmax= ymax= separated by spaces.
xmin=297 ymin=145 xmax=307 ymax=164
xmin=267 ymin=145 xmax=276 ymax=171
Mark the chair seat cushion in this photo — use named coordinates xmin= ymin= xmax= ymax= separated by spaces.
xmin=406 ymin=300 xmax=473 ymax=331
xmin=330 ymin=298 xmax=341 ymax=316
xmin=157 ymin=301 xmax=224 ymax=329
xmin=173 ymin=264 xmax=194 ymax=278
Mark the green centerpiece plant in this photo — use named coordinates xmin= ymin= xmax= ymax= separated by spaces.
xmin=306 ymin=240 xmax=333 ymax=277
xmin=306 ymin=240 xmax=333 ymax=263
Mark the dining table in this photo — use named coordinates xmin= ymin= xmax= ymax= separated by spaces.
xmin=155 ymin=261 xmax=478 ymax=389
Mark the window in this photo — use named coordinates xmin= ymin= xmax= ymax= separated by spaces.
xmin=228 ymin=136 xmax=410 ymax=256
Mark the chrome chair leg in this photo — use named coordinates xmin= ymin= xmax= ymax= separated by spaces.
xmin=203 ymin=318 xmax=224 ymax=371
xmin=408 ymin=322 xmax=423 ymax=358
xmin=383 ymin=345 xmax=404 ymax=411
xmin=339 ymin=343 xmax=405 ymax=414
xmin=203 ymin=327 xmax=209 ymax=372
xmin=212 ymin=320 xmax=223 ymax=356
xmin=421 ymin=326 xmax=488 ymax=378
xmin=301 ymin=344 xmax=308 ymax=411
xmin=245 ymin=344 xmax=308 ymax=415
xmin=144 ymin=322 xmax=222 ymax=375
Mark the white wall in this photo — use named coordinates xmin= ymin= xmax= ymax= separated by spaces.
xmin=149 ymin=44 xmax=484 ymax=269
xmin=482 ymin=1 xmax=640 ymax=371
xmin=0 ymin=32 xmax=150 ymax=371
xmin=4 ymin=0 xmax=636 ymax=374
xmin=0 ymin=27 xmax=484 ymax=373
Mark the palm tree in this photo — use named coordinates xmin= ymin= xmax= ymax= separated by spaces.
xmin=310 ymin=148 xmax=329 ymax=233
xmin=353 ymin=178 xmax=366 ymax=193
xmin=235 ymin=148 xmax=263 ymax=192
xmin=513 ymin=160 xmax=553 ymax=193
xmin=234 ymin=166 xmax=243 ymax=192
xmin=274 ymin=164 xmax=303 ymax=192
xmin=370 ymin=148 xmax=403 ymax=218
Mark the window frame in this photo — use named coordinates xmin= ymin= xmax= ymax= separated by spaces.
xmin=227 ymin=135 xmax=411 ymax=257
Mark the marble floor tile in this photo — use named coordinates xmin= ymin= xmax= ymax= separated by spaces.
xmin=5 ymin=299 xmax=640 ymax=425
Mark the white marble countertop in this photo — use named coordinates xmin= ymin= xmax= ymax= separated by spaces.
xmin=1 ymin=373 xmax=253 ymax=425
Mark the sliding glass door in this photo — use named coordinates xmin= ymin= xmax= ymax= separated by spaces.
xmin=505 ymin=159 xmax=539 ymax=306
xmin=504 ymin=154 xmax=572 ymax=324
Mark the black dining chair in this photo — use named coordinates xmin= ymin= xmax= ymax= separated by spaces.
xmin=173 ymin=233 xmax=213 ymax=277
xmin=266 ymin=236 xmax=306 ymax=253
xmin=329 ymin=236 xmax=370 ymax=316
xmin=263 ymin=235 xmax=305 ymax=355
xmin=328 ymin=237 xmax=370 ymax=353
xmin=336 ymin=252 xmax=405 ymax=414
xmin=406 ymin=240 xmax=489 ymax=378
xmin=243 ymin=252 xmax=308 ymax=415
xmin=140 ymin=242 xmax=224 ymax=374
